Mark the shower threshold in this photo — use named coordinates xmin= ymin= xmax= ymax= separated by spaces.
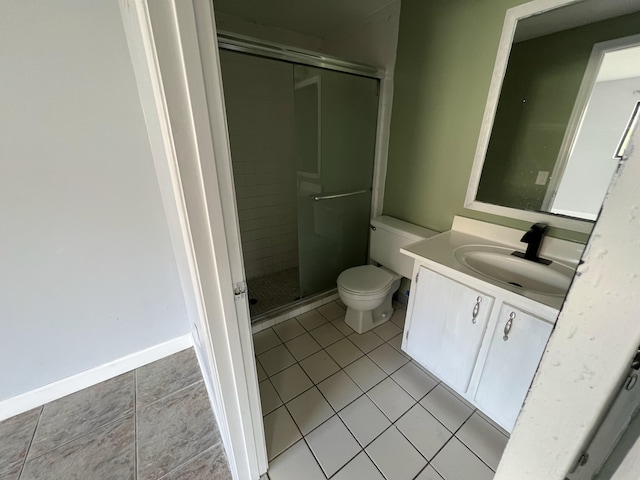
xmin=249 ymin=286 xmax=339 ymax=325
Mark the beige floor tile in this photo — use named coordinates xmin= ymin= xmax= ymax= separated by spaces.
xmin=373 ymin=321 xmax=402 ymax=341
xmin=317 ymin=301 xmax=346 ymax=321
xmin=272 ymin=319 xmax=305 ymax=342
xmin=300 ymin=351 xmax=341 ymax=384
xmin=297 ymin=310 xmax=328 ymax=331
xmin=259 ymin=380 xmax=283 ymax=415
xmin=317 ymin=371 xmax=363 ymax=412
xmin=347 ymin=331 xmax=384 ymax=353
xmin=367 ymin=343 xmax=409 ymax=375
xmin=332 ymin=451 xmax=385 ymax=480
xmin=456 ymin=413 xmax=508 ymax=470
xmin=366 ymin=426 xmax=426 ymax=480
xmin=339 ymin=395 xmax=390 ymax=447
xmin=253 ymin=329 xmax=282 ymax=355
xmin=306 ymin=416 xmax=361 ymax=477
xmin=268 ymin=440 xmax=325 ymax=480
xmin=396 ymin=404 xmax=452 ymax=460
xmin=367 ymin=378 xmax=415 ymax=422
xmin=309 ymin=323 xmax=344 ymax=348
xmin=420 ymin=385 xmax=474 ymax=433
xmin=391 ymin=362 xmax=438 ymax=400
xmin=263 ymin=406 xmax=302 ymax=461
xmin=415 ymin=465 xmax=444 ymax=480
xmin=286 ymin=387 xmax=334 ymax=435
xmin=344 ymin=356 xmax=387 ymax=392
xmin=284 ymin=333 xmax=321 ymax=361
xmin=325 ymin=338 xmax=364 ymax=368
xmin=431 ymin=438 xmax=494 ymax=480
xmin=258 ymin=344 xmax=296 ymax=377
xmin=269 ymin=364 xmax=313 ymax=403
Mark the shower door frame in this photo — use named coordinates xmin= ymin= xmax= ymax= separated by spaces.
xmin=218 ymin=32 xmax=393 ymax=314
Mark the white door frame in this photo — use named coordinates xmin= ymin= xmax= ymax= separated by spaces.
xmin=121 ymin=0 xmax=640 ymax=477
xmin=119 ymin=1 xmax=266 ymax=478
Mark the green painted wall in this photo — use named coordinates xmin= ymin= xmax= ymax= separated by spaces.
xmin=478 ymin=13 xmax=640 ymax=211
xmin=383 ymin=0 xmax=633 ymax=242
xmin=384 ymin=0 xmax=526 ymax=232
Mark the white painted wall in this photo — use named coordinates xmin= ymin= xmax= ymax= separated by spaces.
xmin=552 ymin=77 xmax=640 ymax=219
xmin=0 ymin=0 xmax=189 ymax=401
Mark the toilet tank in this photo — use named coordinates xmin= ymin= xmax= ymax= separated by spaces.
xmin=370 ymin=216 xmax=438 ymax=278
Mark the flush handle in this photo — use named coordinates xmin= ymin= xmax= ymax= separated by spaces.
xmin=471 ymin=296 xmax=482 ymax=324
xmin=503 ymin=312 xmax=516 ymax=341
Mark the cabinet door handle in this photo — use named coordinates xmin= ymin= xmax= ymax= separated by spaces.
xmin=471 ymin=296 xmax=482 ymax=324
xmin=503 ymin=312 xmax=516 ymax=341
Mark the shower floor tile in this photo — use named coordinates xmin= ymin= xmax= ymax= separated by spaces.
xmin=248 ymin=267 xmax=300 ymax=317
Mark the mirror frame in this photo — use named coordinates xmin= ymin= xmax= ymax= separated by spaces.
xmin=464 ymin=0 xmax=618 ymax=234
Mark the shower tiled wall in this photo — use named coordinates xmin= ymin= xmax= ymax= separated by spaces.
xmin=221 ymin=51 xmax=299 ymax=280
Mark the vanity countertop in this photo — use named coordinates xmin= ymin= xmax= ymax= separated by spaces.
xmin=400 ymin=217 xmax=584 ymax=312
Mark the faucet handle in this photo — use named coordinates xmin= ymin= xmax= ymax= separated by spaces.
xmin=521 ymin=223 xmax=548 ymax=242
xmin=530 ymin=222 xmax=549 ymax=232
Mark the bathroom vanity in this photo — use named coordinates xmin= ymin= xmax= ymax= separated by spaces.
xmin=400 ymin=216 xmax=583 ymax=432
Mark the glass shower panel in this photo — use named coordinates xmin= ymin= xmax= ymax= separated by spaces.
xmin=294 ymin=65 xmax=379 ymax=297
xmin=220 ymin=51 xmax=301 ymax=317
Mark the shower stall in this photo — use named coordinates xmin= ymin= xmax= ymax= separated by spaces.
xmin=218 ymin=35 xmax=381 ymax=320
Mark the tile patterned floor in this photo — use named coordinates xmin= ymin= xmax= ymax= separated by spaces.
xmin=255 ymin=302 xmax=510 ymax=480
xmin=248 ymin=267 xmax=301 ymax=317
xmin=0 ymin=348 xmax=231 ymax=480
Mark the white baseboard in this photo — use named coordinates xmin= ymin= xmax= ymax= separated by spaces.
xmin=0 ymin=334 xmax=193 ymax=421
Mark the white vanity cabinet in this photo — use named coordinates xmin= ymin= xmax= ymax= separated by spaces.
xmin=404 ymin=266 xmax=494 ymax=393
xmin=402 ymin=264 xmax=557 ymax=432
xmin=474 ymin=304 xmax=553 ymax=430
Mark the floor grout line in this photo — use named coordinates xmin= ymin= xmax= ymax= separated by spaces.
xmin=136 ymin=379 xmax=205 ymax=411
xmin=134 ymin=369 xmax=138 ymax=480
xmin=20 ymin=408 xmax=136 ymax=465
xmin=258 ymin=306 xmax=507 ymax=479
xmin=16 ymin=405 xmax=44 ymax=480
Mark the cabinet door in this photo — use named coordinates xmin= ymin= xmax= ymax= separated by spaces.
xmin=474 ymin=304 xmax=553 ymax=432
xmin=404 ymin=266 xmax=494 ymax=393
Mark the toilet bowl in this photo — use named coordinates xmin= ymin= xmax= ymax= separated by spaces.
xmin=336 ymin=216 xmax=437 ymax=334
xmin=338 ymin=265 xmax=401 ymax=333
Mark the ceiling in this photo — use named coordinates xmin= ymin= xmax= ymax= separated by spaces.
xmin=213 ymin=0 xmax=396 ymax=38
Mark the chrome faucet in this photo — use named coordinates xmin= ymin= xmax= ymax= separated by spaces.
xmin=512 ymin=223 xmax=551 ymax=265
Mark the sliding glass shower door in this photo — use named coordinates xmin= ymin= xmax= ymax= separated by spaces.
xmin=294 ymin=65 xmax=378 ymax=297
xmin=219 ymin=50 xmax=379 ymax=318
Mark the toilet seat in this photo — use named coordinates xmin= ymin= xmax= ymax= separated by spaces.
xmin=337 ymin=265 xmax=394 ymax=296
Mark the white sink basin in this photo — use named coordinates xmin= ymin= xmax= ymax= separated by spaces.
xmin=454 ymin=245 xmax=575 ymax=296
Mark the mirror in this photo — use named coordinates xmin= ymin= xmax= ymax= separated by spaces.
xmin=466 ymin=0 xmax=640 ymax=232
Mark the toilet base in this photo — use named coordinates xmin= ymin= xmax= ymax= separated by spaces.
xmin=344 ymin=288 xmax=396 ymax=334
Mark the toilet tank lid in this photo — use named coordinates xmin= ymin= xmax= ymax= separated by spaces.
xmin=371 ymin=216 xmax=438 ymax=241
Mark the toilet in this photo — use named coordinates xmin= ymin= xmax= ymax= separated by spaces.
xmin=337 ymin=216 xmax=437 ymax=334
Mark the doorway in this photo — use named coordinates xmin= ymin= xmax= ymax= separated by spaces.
xmin=218 ymin=46 xmax=381 ymax=320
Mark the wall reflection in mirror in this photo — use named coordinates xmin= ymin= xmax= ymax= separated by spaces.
xmin=476 ymin=3 xmax=640 ymax=222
